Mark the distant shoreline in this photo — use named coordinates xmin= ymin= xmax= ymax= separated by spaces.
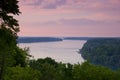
xmin=17 ymin=37 xmax=63 ymax=43
xmin=17 ymin=37 xmax=120 ymax=43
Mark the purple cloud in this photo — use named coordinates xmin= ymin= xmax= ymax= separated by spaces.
xmin=20 ymin=0 xmax=93 ymax=9
xmin=35 ymin=18 xmax=120 ymax=28
xmin=41 ymin=0 xmax=66 ymax=9
xmin=18 ymin=0 xmax=120 ymax=37
xmin=20 ymin=0 xmax=120 ymax=11
xmin=21 ymin=0 xmax=67 ymax=9
xmin=59 ymin=18 xmax=120 ymax=27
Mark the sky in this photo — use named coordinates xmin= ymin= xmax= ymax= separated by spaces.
xmin=16 ymin=0 xmax=120 ymax=37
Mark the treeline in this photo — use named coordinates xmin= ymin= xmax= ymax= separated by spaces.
xmin=64 ymin=37 xmax=91 ymax=40
xmin=80 ymin=38 xmax=120 ymax=70
xmin=64 ymin=37 xmax=120 ymax=40
xmin=17 ymin=37 xmax=63 ymax=43
xmin=3 ymin=57 xmax=120 ymax=80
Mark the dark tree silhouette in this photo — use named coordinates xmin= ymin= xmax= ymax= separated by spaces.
xmin=0 ymin=0 xmax=21 ymax=33
xmin=0 ymin=0 xmax=21 ymax=80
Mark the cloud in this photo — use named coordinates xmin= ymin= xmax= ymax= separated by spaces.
xmin=18 ymin=18 xmax=120 ymax=37
xmin=66 ymin=18 xmax=119 ymax=25
xmin=42 ymin=0 xmax=67 ymax=9
xmin=17 ymin=0 xmax=120 ymax=37
xmin=19 ymin=0 xmax=89 ymax=9
xmin=20 ymin=0 xmax=67 ymax=9
xmin=35 ymin=18 xmax=120 ymax=28
xmin=19 ymin=0 xmax=120 ymax=18
xmin=59 ymin=18 xmax=97 ymax=26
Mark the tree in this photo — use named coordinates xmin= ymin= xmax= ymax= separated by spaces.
xmin=0 ymin=0 xmax=21 ymax=33
xmin=80 ymin=38 xmax=120 ymax=70
xmin=4 ymin=66 xmax=41 ymax=80
xmin=0 ymin=1 xmax=28 ymax=80
xmin=29 ymin=57 xmax=59 ymax=80
xmin=73 ymin=61 xmax=119 ymax=80
xmin=0 ymin=25 xmax=17 ymax=80
xmin=0 ymin=24 xmax=30 ymax=80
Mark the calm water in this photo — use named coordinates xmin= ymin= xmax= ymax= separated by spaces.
xmin=18 ymin=40 xmax=86 ymax=64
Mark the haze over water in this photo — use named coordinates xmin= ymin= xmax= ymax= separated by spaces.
xmin=19 ymin=40 xmax=86 ymax=64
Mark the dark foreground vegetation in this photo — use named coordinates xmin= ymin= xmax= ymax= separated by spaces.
xmin=80 ymin=38 xmax=120 ymax=70
xmin=3 ymin=57 xmax=120 ymax=80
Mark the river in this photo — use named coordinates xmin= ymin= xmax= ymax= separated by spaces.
xmin=18 ymin=40 xmax=86 ymax=64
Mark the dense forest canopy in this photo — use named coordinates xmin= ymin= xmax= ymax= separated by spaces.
xmin=28 ymin=57 xmax=120 ymax=80
xmin=80 ymin=38 xmax=120 ymax=70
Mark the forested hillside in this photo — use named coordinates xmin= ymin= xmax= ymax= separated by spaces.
xmin=80 ymin=38 xmax=120 ymax=70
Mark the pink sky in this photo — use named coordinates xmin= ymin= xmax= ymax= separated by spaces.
xmin=16 ymin=0 xmax=120 ymax=37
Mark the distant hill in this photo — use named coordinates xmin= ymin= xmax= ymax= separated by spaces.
xmin=17 ymin=37 xmax=63 ymax=43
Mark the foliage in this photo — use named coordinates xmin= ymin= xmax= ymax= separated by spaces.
xmin=80 ymin=38 xmax=120 ymax=70
xmin=0 ymin=25 xmax=29 ymax=80
xmin=73 ymin=61 xmax=120 ymax=80
xmin=29 ymin=57 xmax=59 ymax=80
xmin=4 ymin=66 xmax=41 ymax=80
xmin=0 ymin=25 xmax=16 ymax=79
xmin=0 ymin=0 xmax=20 ymax=33
xmin=0 ymin=1 xmax=28 ymax=79
xmin=29 ymin=57 xmax=120 ymax=80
